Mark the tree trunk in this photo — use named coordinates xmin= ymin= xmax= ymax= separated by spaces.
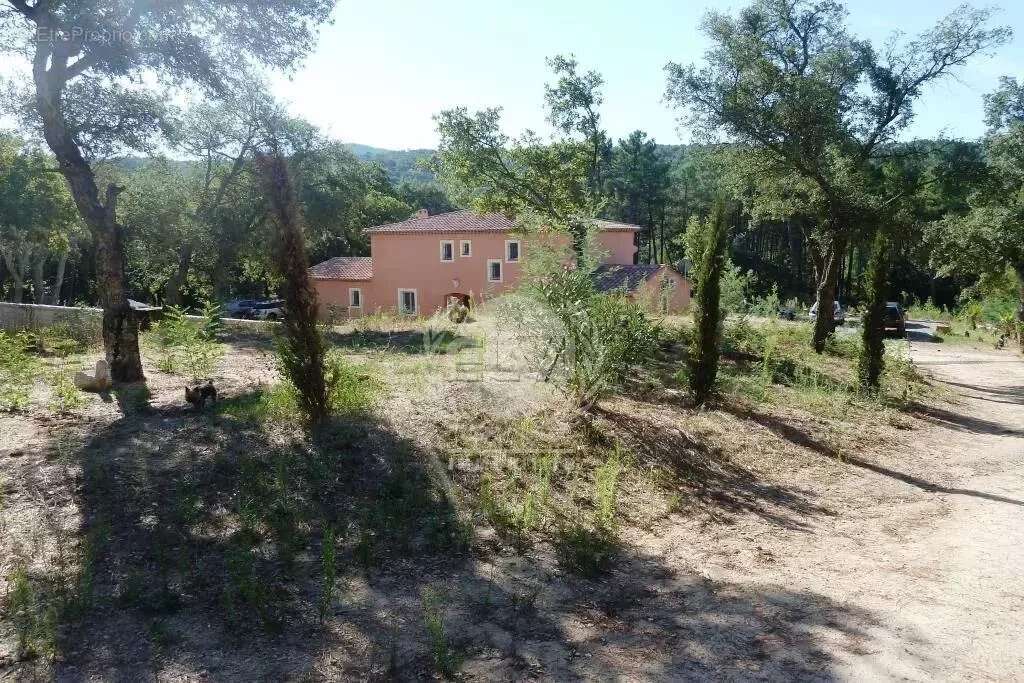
xmin=31 ymin=251 xmax=47 ymax=303
xmin=163 ymin=244 xmax=193 ymax=307
xmin=811 ymin=233 xmax=847 ymax=353
xmin=1 ymin=246 xmax=26 ymax=302
xmin=33 ymin=53 xmax=143 ymax=382
xmin=49 ymin=250 xmax=69 ymax=305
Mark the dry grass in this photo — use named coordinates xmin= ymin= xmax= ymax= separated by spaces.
xmin=0 ymin=306 xmax=948 ymax=679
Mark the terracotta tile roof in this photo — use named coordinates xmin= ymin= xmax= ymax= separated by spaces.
xmin=309 ymin=256 xmax=373 ymax=280
xmin=592 ymin=219 xmax=645 ymax=232
xmin=366 ymin=210 xmax=515 ymax=234
xmin=592 ymin=264 xmax=664 ymax=293
xmin=364 ymin=210 xmax=645 ymax=234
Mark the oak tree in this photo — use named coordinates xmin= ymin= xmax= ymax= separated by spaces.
xmin=2 ymin=0 xmax=335 ymax=381
xmin=665 ymin=0 xmax=1009 ymax=352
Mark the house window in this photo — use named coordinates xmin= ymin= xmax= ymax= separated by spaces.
xmin=460 ymin=240 xmax=472 ymax=257
xmin=349 ymin=288 xmax=362 ymax=308
xmin=440 ymin=240 xmax=454 ymax=262
xmin=505 ymin=239 xmax=520 ymax=262
xmin=487 ymin=259 xmax=502 ymax=283
xmin=398 ymin=289 xmax=417 ymax=314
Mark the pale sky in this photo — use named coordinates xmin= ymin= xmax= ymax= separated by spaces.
xmin=1 ymin=1 xmax=1020 ymax=151
xmin=270 ymin=0 xmax=1024 ymax=150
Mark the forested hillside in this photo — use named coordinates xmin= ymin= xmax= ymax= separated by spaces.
xmin=343 ymin=143 xmax=438 ymax=185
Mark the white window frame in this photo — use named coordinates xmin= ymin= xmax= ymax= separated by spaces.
xmin=348 ymin=287 xmax=362 ymax=308
xmin=505 ymin=239 xmax=520 ymax=263
xmin=487 ymin=259 xmax=503 ymax=283
xmin=460 ymin=239 xmax=472 ymax=257
xmin=440 ymin=240 xmax=454 ymax=262
xmin=397 ymin=288 xmax=418 ymax=315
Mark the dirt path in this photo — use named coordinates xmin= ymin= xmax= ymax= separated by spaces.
xmin=862 ymin=330 xmax=1024 ymax=680
xmin=578 ymin=327 xmax=1020 ymax=681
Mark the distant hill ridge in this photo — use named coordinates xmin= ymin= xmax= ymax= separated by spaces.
xmin=343 ymin=144 xmax=436 ymax=185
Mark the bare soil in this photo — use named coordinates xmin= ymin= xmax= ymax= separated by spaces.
xmin=1 ymin=319 xmax=1021 ymax=681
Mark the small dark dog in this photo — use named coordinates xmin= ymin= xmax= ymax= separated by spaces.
xmin=185 ymin=380 xmax=217 ymax=410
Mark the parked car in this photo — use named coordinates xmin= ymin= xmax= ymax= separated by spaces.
xmin=883 ymin=302 xmax=907 ymax=337
xmin=224 ymin=299 xmax=261 ymax=318
xmin=246 ymin=300 xmax=285 ymax=321
xmin=778 ymin=306 xmax=797 ymax=321
xmin=808 ymin=300 xmax=845 ymax=326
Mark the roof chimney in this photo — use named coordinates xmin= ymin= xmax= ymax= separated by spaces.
xmin=414 ymin=208 xmax=429 ymax=219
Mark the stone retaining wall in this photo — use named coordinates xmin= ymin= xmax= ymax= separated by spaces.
xmin=0 ymin=302 xmax=269 ymax=333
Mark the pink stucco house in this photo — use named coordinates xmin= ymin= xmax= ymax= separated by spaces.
xmin=310 ymin=209 xmax=691 ymax=318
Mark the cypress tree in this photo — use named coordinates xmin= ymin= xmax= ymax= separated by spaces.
xmin=686 ymin=200 xmax=729 ymax=405
xmin=858 ymin=227 xmax=891 ymax=392
xmin=256 ymin=151 xmax=331 ymax=425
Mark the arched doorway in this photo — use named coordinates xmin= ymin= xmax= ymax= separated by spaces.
xmin=444 ymin=293 xmax=471 ymax=309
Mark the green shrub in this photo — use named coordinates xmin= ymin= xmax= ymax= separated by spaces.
xmin=49 ymin=366 xmax=85 ymax=413
xmin=906 ymin=296 xmax=951 ymax=322
xmin=720 ymin=263 xmax=755 ymax=314
xmin=721 ymin=315 xmax=767 ymax=357
xmin=32 ymin=322 xmax=96 ymax=356
xmin=218 ymin=352 xmax=374 ymax=424
xmin=0 ymin=331 xmax=39 ymax=411
xmin=749 ymin=284 xmax=783 ymax=318
xmin=502 ymin=270 xmax=659 ymax=410
xmin=149 ymin=305 xmax=224 ymax=380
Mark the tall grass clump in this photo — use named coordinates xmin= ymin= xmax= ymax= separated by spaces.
xmin=421 ymin=586 xmax=460 ymax=677
xmin=685 ymin=200 xmax=729 ymax=405
xmin=218 ymin=351 xmax=374 ymax=424
xmin=257 ymin=151 xmax=332 ymax=425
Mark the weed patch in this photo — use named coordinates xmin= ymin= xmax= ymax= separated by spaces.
xmin=0 ymin=330 xmax=40 ymax=411
xmin=422 ymin=586 xmax=460 ymax=678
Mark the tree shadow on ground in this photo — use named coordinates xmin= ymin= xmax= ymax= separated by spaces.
xmin=46 ymin=397 xmax=468 ymax=679
xmin=592 ymin=401 xmax=833 ymax=531
xmin=907 ymin=401 xmax=1024 ymax=437
xmin=931 ymin=379 xmax=1024 ymax=405
xmin=14 ymin=391 xmax=911 ymax=680
xmin=723 ymin=403 xmax=1024 ymax=509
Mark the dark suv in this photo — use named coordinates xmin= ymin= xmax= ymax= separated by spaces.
xmin=884 ymin=302 xmax=907 ymax=337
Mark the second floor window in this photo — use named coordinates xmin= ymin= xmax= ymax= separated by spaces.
xmin=487 ymin=259 xmax=502 ymax=283
xmin=460 ymin=240 xmax=472 ymax=257
xmin=440 ymin=240 xmax=454 ymax=262
xmin=506 ymin=239 xmax=520 ymax=262
xmin=349 ymin=288 xmax=361 ymax=307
